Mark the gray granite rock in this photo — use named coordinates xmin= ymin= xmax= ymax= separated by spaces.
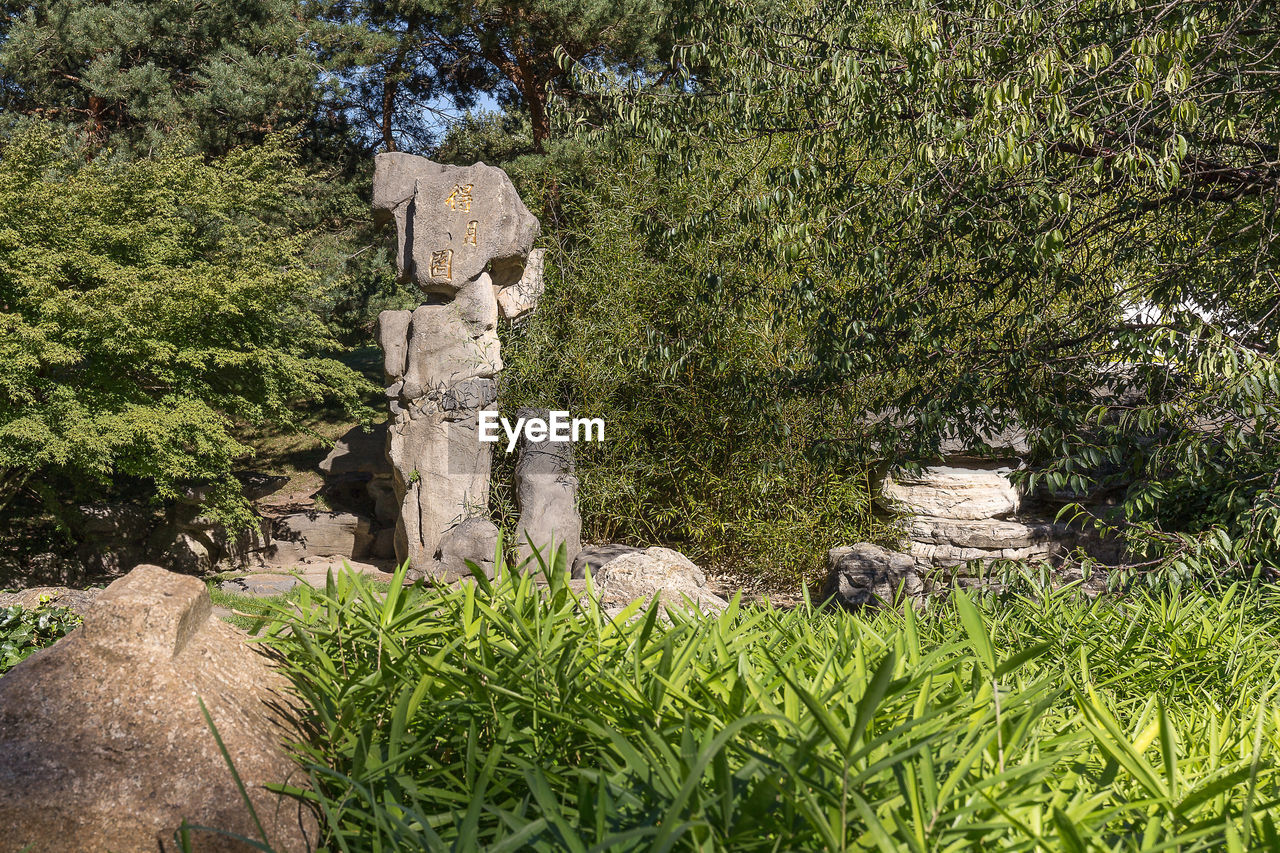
xmin=822 ymin=543 xmax=921 ymax=610
xmin=430 ymin=516 xmax=499 ymax=580
xmin=373 ymin=153 xmax=539 ymax=294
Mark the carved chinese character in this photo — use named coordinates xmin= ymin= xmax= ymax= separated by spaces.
xmin=465 ymin=220 xmax=478 ymax=245
xmin=430 ymin=249 xmax=452 ymax=280
xmin=445 ymin=184 xmax=474 ymax=213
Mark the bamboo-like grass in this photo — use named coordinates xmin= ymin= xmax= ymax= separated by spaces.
xmin=242 ymin=540 xmax=1280 ymax=851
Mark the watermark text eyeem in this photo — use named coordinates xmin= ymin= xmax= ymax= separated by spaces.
xmin=479 ymin=410 xmax=605 ymax=452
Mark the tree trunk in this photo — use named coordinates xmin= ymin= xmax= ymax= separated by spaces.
xmin=381 ymin=75 xmax=398 ymax=152
xmin=381 ymin=23 xmax=420 ymax=153
xmin=511 ymin=55 xmax=549 ymax=151
xmin=524 ymin=80 xmax=549 ymax=151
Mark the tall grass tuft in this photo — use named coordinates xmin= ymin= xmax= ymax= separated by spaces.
xmin=256 ymin=545 xmax=1280 ymax=850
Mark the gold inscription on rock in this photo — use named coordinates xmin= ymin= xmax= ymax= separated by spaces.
xmin=465 ymin=220 xmax=478 ymax=245
xmin=430 ymin=249 xmax=453 ymax=280
xmin=445 ymin=184 xmax=474 ymax=213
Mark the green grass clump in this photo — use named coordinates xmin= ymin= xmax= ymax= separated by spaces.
xmin=251 ymin=548 xmax=1280 ymax=851
xmin=208 ymin=581 xmax=306 ymax=635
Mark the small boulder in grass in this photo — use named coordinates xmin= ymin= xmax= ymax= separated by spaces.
xmin=0 ymin=564 xmax=317 ymax=852
xmin=822 ymin=543 xmax=922 ymax=611
xmin=586 ymin=547 xmax=728 ymax=617
xmin=572 ymin=544 xmax=643 ymax=579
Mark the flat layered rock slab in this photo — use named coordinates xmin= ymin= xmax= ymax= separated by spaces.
xmin=907 ymin=516 xmax=1069 ymax=550
xmin=0 ymin=586 xmax=101 ymax=615
xmin=879 ymin=465 xmax=1020 ymax=519
xmin=219 ymin=560 xmax=396 ymax=598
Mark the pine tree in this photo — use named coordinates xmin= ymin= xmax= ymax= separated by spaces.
xmin=0 ymin=0 xmax=320 ymax=155
xmin=311 ymin=0 xmax=672 ymax=152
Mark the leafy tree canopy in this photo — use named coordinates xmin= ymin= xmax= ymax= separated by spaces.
xmin=573 ymin=0 xmax=1280 ymax=579
xmin=0 ymin=124 xmax=374 ymax=524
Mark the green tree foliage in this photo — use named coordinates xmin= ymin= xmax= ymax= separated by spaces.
xmin=0 ymin=0 xmax=421 ymax=347
xmin=0 ymin=124 xmax=374 ymax=523
xmin=573 ymin=0 xmax=1280 ymax=580
xmin=0 ymin=0 xmax=323 ymax=156
xmin=310 ymin=0 xmax=672 ymax=151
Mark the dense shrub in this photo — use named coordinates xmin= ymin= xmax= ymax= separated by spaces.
xmin=477 ymin=138 xmax=894 ymax=588
xmin=572 ymin=0 xmax=1280 ymax=583
xmin=247 ymin=558 xmax=1280 ymax=850
xmin=0 ymin=601 xmax=80 ymax=674
xmin=0 ymin=123 xmax=376 ymax=527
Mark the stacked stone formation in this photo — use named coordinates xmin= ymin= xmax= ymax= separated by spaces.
xmin=372 ymin=153 xmax=571 ymax=576
xmin=878 ymin=462 xmax=1121 ymax=591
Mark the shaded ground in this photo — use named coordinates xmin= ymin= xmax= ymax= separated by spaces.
xmin=235 ymin=345 xmax=384 ymax=516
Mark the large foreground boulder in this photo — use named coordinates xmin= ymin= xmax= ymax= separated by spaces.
xmin=822 ymin=543 xmax=921 ymax=610
xmin=0 ymin=565 xmax=315 ymax=852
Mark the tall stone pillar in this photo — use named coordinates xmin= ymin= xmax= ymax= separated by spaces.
xmin=372 ymin=154 xmax=538 ymax=573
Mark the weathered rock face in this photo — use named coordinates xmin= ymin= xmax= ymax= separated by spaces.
xmin=0 ymin=565 xmax=315 ymax=852
xmin=589 ymin=547 xmax=727 ymax=616
xmin=425 ymin=516 xmax=499 ymax=580
xmin=398 ymin=280 xmax=502 ymax=398
xmin=376 ymin=308 xmax=414 ymax=384
xmin=373 ymin=153 xmax=539 ymax=295
xmin=496 ymin=247 xmax=546 ymax=320
xmin=822 ymin=544 xmax=921 ymax=611
xmin=879 ymin=465 xmax=1020 ymax=520
xmin=377 ymin=277 xmax=503 ymax=571
xmin=386 ymin=392 xmax=496 ymax=571
xmin=271 ymin=511 xmax=372 ymax=565
xmin=513 ymin=408 xmax=582 ymax=569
